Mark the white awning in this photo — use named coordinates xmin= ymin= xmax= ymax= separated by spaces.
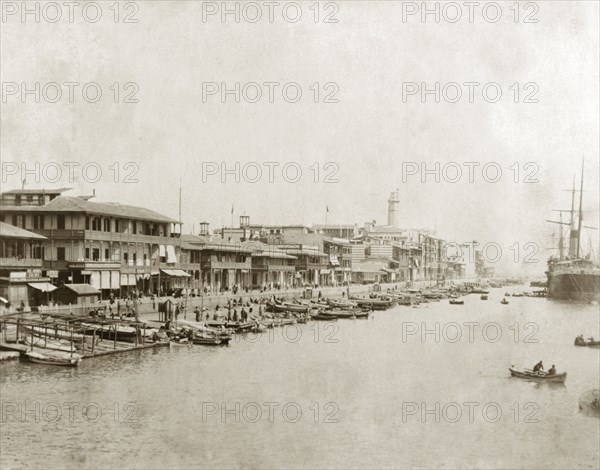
xmin=160 ymin=269 xmax=189 ymax=277
xmin=0 ymin=296 xmax=9 ymax=303
xmin=28 ymin=282 xmax=57 ymax=293
xmin=166 ymin=245 xmax=177 ymax=263
xmin=171 ymin=269 xmax=191 ymax=277
xmin=159 ymin=245 xmax=166 ymax=256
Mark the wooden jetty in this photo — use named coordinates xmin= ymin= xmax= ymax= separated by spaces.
xmin=0 ymin=313 xmax=168 ymax=361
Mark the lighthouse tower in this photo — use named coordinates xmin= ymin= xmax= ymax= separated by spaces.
xmin=388 ymin=190 xmax=400 ymax=227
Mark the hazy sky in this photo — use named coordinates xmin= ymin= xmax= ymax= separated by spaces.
xmin=1 ymin=1 xmax=599 ymax=274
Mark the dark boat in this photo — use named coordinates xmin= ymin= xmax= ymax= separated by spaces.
xmin=312 ymin=314 xmax=338 ymax=321
xmin=449 ymin=299 xmax=464 ymax=305
xmin=501 ymin=299 xmax=509 ymax=305
xmin=192 ymin=335 xmax=229 ymax=345
xmin=349 ymin=297 xmax=393 ymax=310
xmin=509 ymin=367 xmax=567 ymax=383
xmin=266 ymin=302 xmax=310 ymax=314
xmin=480 ymin=294 xmax=488 ymax=300
xmin=546 ymin=162 xmax=600 ymax=301
xmin=574 ymin=336 xmax=600 ymax=348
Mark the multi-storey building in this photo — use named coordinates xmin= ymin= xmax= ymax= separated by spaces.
xmin=0 ymin=189 xmax=185 ymax=297
xmin=0 ymin=221 xmax=51 ymax=308
xmin=181 ymin=234 xmax=253 ymax=292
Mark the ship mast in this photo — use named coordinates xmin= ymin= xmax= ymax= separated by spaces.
xmin=558 ymin=212 xmax=564 ymax=260
xmin=576 ymin=159 xmax=584 ymax=258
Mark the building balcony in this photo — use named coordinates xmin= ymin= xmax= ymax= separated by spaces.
xmin=33 ymin=229 xmax=85 ymax=239
xmin=69 ymin=261 xmax=123 ymax=270
xmin=0 ymin=257 xmax=43 ymax=268
xmin=201 ymin=261 xmax=252 ymax=270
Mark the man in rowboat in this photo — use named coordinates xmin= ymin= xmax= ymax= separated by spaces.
xmin=548 ymin=365 xmax=557 ymax=375
xmin=533 ymin=361 xmax=544 ymax=373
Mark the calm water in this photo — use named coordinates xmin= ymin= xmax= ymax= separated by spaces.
xmin=1 ymin=288 xmax=599 ymax=469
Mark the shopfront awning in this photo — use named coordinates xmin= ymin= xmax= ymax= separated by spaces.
xmin=329 ymin=254 xmax=340 ymax=267
xmin=160 ymin=269 xmax=190 ymax=277
xmin=28 ymin=282 xmax=57 ymax=293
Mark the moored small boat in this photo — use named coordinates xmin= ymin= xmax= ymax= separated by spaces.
xmin=480 ymin=294 xmax=488 ymax=300
xmin=312 ymin=314 xmax=338 ymax=321
xmin=449 ymin=299 xmax=464 ymax=305
xmin=501 ymin=299 xmax=509 ymax=305
xmin=26 ymin=350 xmax=82 ymax=367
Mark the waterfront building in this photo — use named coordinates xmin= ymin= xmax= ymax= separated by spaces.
xmin=277 ymin=244 xmax=329 ymax=286
xmin=0 ymin=189 xmax=185 ymax=297
xmin=323 ymin=237 xmax=353 ymax=285
xmin=240 ymin=241 xmax=297 ymax=288
xmin=0 ymin=221 xmax=51 ymax=308
xmin=351 ymin=258 xmax=396 ymax=284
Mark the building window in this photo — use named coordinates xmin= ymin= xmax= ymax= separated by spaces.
xmin=105 ymin=248 xmax=109 ymax=260
xmin=92 ymin=248 xmax=100 ymax=261
xmin=115 ymin=219 xmax=120 ymax=232
xmin=57 ymin=214 xmax=65 ymax=229
xmin=12 ymin=215 xmax=24 ymax=228
xmin=33 ymin=215 xmax=45 ymax=229
xmin=15 ymin=195 xmax=21 ymax=206
xmin=85 ymin=248 xmax=90 ymax=260
xmin=123 ymin=253 xmax=129 ymax=263
xmin=85 ymin=216 xmax=90 ymax=230
xmin=133 ymin=253 xmax=137 ymax=263
xmin=104 ymin=219 xmax=110 ymax=232
xmin=57 ymin=247 xmax=66 ymax=261
xmin=33 ymin=246 xmax=44 ymax=259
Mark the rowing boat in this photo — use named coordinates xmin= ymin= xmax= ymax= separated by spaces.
xmin=449 ymin=299 xmax=464 ymax=305
xmin=312 ymin=314 xmax=338 ymax=321
xmin=508 ymin=367 xmax=567 ymax=383
xmin=25 ymin=350 xmax=82 ymax=367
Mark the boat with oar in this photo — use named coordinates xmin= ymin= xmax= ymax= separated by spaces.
xmin=480 ymin=294 xmax=488 ymax=300
xmin=25 ymin=349 xmax=82 ymax=367
xmin=349 ymin=297 xmax=393 ymax=310
xmin=501 ymin=299 xmax=509 ymax=305
xmin=449 ymin=299 xmax=464 ymax=305
xmin=574 ymin=336 xmax=600 ymax=348
xmin=508 ymin=367 xmax=567 ymax=383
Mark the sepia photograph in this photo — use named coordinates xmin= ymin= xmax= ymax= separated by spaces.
xmin=0 ymin=1 xmax=599 ymax=469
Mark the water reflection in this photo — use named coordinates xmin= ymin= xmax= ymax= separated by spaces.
xmin=1 ymin=292 xmax=599 ymax=469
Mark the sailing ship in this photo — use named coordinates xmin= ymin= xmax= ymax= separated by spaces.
xmin=546 ymin=162 xmax=600 ymax=301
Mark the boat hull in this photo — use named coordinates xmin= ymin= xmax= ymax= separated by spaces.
xmin=547 ymin=272 xmax=600 ymax=301
xmin=26 ymin=351 xmax=82 ymax=367
xmin=509 ymin=368 xmax=566 ymax=383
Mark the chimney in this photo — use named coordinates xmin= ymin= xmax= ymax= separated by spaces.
xmin=240 ymin=215 xmax=250 ymax=228
xmin=199 ymin=221 xmax=209 ymax=236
